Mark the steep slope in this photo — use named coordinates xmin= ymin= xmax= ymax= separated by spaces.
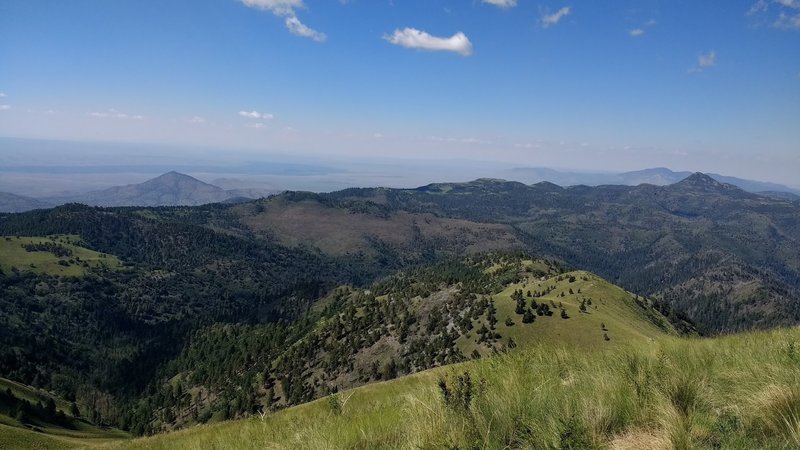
xmin=63 ymin=171 xmax=238 ymax=207
xmin=132 ymin=254 xmax=678 ymax=433
xmin=233 ymin=191 xmax=522 ymax=258
xmin=0 ymin=204 xmax=370 ymax=435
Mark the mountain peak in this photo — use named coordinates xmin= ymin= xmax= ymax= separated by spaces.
xmin=74 ymin=171 xmax=238 ymax=207
xmin=678 ymin=172 xmax=724 ymax=187
xmin=143 ymin=171 xmax=216 ymax=188
xmin=154 ymin=171 xmax=195 ymax=180
xmin=672 ymin=172 xmax=750 ymax=197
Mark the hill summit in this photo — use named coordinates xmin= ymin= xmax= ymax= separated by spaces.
xmin=71 ymin=171 xmax=237 ymax=207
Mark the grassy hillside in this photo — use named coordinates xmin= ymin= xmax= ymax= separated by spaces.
xmin=0 ymin=377 xmax=128 ymax=450
xmin=0 ymin=235 xmax=121 ymax=276
xmin=130 ymin=254 xmax=679 ymax=434
xmin=99 ymin=326 xmax=800 ymax=449
xmin=458 ymin=269 xmax=674 ymax=357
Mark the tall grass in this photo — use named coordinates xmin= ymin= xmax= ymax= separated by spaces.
xmin=104 ymin=327 xmax=800 ymax=450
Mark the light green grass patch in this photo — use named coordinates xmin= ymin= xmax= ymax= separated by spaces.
xmin=0 ymin=235 xmax=121 ymax=277
xmin=458 ymin=270 xmax=674 ymax=357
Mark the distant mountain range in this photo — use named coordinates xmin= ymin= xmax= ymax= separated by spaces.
xmin=0 ymin=171 xmax=278 ymax=212
xmin=0 ymin=168 xmax=797 ymax=213
xmin=507 ymin=167 xmax=800 ymax=196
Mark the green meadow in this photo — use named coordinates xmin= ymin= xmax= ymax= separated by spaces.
xmin=0 ymin=235 xmax=121 ymax=277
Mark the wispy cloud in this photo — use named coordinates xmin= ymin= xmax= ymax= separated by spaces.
xmin=188 ymin=116 xmax=206 ymax=123
xmin=540 ymin=6 xmax=571 ymax=28
xmin=689 ymin=50 xmax=716 ymax=73
xmin=748 ymin=0 xmax=800 ymax=29
xmin=384 ymin=28 xmax=473 ymax=56
xmin=239 ymin=110 xmax=274 ymax=120
xmin=241 ymin=0 xmax=327 ymax=42
xmin=0 ymin=105 xmax=10 ymax=110
xmin=88 ymin=108 xmax=143 ymax=119
xmin=775 ymin=10 xmax=800 ymax=28
xmin=628 ymin=18 xmax=656 ymax=37
xmin=698 ymin=51 xmax=716 ymax=67
xmin=285 ymin=16 xmax=326 ymax=41
xmin=0 ymin=92 xmax=6 ymax=98
xmin=246 ymin=122 xmax=266 ymax=129
xmin=482 ymin=0 xmax=517 ymax=9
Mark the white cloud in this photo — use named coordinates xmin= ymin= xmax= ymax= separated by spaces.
xmin=689 ymin=50 xmax=716 ymax=73
xmin=88 ymin=109 xmax=143 ymax=119
xmin=383 ymin=28 xmax=473 ymax=56
xmin=246 ymin=122 xmax=266 ymax=129
xmin=775 ymin=10 xmax=800 ymax=27
xmin=285 ymin=16 xmax=327 ymax=41
xmin=0 ymin=92 xmax=6 ymax=97
xmin=748 ymin=0 xmax=800 ymax=29
xmin=241 ymin=0 xmax=303 ymax=14
xmin=189 ymin=116 xmax=206 ymax=123
xmin=240 ymin=0 xmax=326 ymax=42
xmin=541 ymin=6 xmax=571 ymax=28
xmin=239 ymin=110 xmax=274 ymax=120
xmin=776 ymin=0 xmax=800 ymax=9
xmin=482 ymin=0 xmax=517 ymax=9
xmin=0 ymin=105 xmax=10 ymax=110
xmin=698 ymin=50 xmax=716 ymax=67
xmin=629 ymin=28 xmax=644 ymax=37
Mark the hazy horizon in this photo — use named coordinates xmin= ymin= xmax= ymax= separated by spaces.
xmin=1 ymin=136 xmax=799 ymax=199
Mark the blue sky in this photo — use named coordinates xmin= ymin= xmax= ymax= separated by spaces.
xmin=0 ymin=0 xmax=798 ymax=184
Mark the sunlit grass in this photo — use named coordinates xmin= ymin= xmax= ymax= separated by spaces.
xmin=0 ymin=235 xmax=121 ymax=276
xmin=100 ymin=326 xmax=800 ymax=449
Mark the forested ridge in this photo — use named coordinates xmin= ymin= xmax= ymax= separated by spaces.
xmin=1 ymin=173 xmax=798 ymax=437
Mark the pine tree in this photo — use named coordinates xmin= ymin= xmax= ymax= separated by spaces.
xmin=70 ymin=402 xmax=80 ymax=417
xmin=522 ymin=309 xmax=535 ymax=324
